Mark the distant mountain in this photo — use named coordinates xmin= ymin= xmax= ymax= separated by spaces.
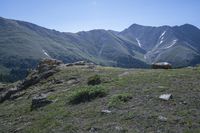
xmin=120 ymin=24 xmax=200 ymax=67
xmin=0 ymin=17 xmax=200 ymax=81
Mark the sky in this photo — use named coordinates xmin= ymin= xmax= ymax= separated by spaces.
xmin=0 ymin=0 xmax=199 ymax=32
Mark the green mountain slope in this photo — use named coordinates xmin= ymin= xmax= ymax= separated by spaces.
xmin=0 ymin=17 xmax=148 ymax=82
xmin=1 ymin=17 xmax=200 ymax=82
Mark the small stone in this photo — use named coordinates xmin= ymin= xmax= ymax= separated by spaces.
xmin=101 ymin=110 xmax=112 ymax=114
xmin=159 ymin=94 xmax=172 ymax=101
xmin=158 ymin=115 xmax=167 ymax=122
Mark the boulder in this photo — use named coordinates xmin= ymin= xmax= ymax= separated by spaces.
xmin=152 ymin=62 xmax=172 ymax=69
xmin=31 ymin=94 xmax=53 ymax=110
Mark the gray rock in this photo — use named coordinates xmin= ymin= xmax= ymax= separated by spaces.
xmin=31 ymin=94 xmax=53 ymax=110
xmin=159 ymin=94 xmax=172 ymax=101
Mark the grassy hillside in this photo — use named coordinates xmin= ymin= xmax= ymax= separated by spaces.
xmin=1 ymin=65 xmax=200 ymax=133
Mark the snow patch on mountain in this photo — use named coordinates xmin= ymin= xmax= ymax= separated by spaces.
xmin=159 ymin=31 xmax=166 ymax=39
xmin=165 ymin=39 xmax=177 ymax=49
xmin=42 ymin=49 xmax=50 ymax=57
xmin=159 ymin=31 xmax=166 ymax=44
xmin=160 ymin=39 xmax=164 ymax=44
xmin=136 ymin=38 xmax=142 ymax=47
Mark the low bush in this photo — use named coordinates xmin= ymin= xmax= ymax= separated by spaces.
xmin=108 ymin=93 xmax=132 ymax=107
xmin=68 ymin=86 xmax=106 ymax=104
xmin=87 ymin=75 xmax=101 ymax=85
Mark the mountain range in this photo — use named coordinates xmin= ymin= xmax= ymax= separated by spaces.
xmin=0 ymin=17 xmax=200 ymax=81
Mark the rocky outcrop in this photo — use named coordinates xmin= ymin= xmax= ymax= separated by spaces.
xmin=17 ymin=59 xmax=62 ymax=90
xmin=37 ymin=59 xmax=62 ymax=73
xmin=0 ymin=59 xmax=62 ymax=103
xmin=152 ymin=62 xmax=172 ymax=69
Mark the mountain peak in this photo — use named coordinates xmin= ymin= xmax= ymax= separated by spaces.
xmin=179 ymin=23 xmax=199 ymax=29
xmin=128 ymin=23 xmax=146 ymax=29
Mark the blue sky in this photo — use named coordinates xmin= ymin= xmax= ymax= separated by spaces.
xmin=0 ymin=0 xmax=199 ymax=32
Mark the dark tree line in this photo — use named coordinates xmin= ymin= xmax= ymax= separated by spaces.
xmin=0 ymin=69 xmax=29 ymax=82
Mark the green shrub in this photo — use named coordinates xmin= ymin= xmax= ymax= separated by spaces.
xmin=87 ymin=75 xmax=101 ymax=85
xmin=68 ymin=86 xmax=106 ymax=104
xmin=108 ymin=93 xmax=132 ymax=107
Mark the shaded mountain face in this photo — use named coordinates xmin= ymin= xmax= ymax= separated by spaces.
xmin=0 ymin=17 xmax=200 ymax=81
